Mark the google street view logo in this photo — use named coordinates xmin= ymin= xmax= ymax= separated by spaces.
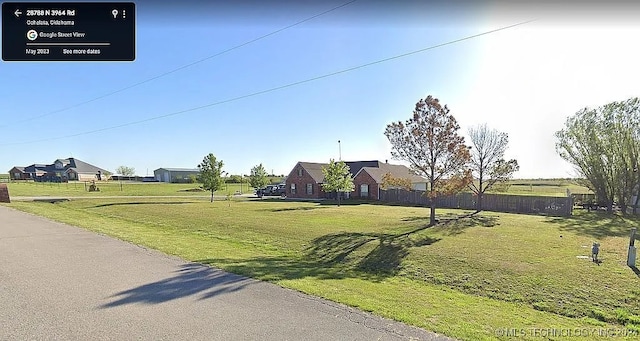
xmin=27 ymin=30 xmax=38 ymax=41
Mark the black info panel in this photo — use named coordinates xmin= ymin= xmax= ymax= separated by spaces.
xmin=2 ymin=2 xmax=135 ymax=61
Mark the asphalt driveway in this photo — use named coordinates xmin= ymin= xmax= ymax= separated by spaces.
xmin=0 ymin=205 xmax=452 ymax=340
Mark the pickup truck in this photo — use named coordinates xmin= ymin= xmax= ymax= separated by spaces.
xmin=256 ymin=184 xmax=286 ymax=197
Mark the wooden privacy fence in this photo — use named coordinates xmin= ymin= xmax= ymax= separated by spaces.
xmin=571 ymin=193 xmax=596 ymax=205
xmin=379 ymin=189 xmax=573 ymax=217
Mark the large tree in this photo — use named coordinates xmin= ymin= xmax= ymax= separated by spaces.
xmin=249 ymin=164 xmax=269 ymax=195
xmin=468 ymin=124 xmax=519 ymax=211
xmin=116 ymin=166 xmax=135 ymax=177
xmin=556 ymin=97 xmax=640 ymax=213
xmin=197 ymin=153 xmax=225 ymax=203
xmin=321 ymin=159 xmax=354 ymax=207
xmin=385 ymin=95 xmax=472 ymax=225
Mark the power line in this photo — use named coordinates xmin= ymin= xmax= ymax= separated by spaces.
xmin=0 ymin=19 xmax=535 ymax=147
xmin=1 ymin=0 xmax=357 ymax=127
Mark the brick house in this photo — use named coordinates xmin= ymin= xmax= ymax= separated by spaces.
xmin=285 ymin=160 xmax=427 ymax=200
xmin=285 ymin=162 xmax=328 ymax=199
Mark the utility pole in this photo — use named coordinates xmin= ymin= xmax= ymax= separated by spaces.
xmin=338 ymin=140 xmax=342 ymax=161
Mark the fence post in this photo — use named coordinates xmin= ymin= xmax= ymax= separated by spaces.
xmin=628 ymin=228 xmax=637 ymax=267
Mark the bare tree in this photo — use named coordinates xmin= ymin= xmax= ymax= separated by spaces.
xmin=468 ymin=124 xmax=519 ymax=211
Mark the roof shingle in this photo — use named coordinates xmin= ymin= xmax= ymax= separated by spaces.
xmin=17 ymin=158 xmax=108 ymax=176
xmin=358 ymin=164 xmax=427 ymax=183
xmin=295 ymin=160 xmax=426 ymax=184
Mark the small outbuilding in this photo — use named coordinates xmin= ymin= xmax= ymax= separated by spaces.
xmin=154 ymin=168 xmax=200 ymax=183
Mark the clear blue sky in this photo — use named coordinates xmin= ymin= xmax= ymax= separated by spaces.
xmin=2 ymin=0 xmax=639 ymax=178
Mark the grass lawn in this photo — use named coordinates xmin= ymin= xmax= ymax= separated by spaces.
xmin=499 ymin=179 xmax=593 ymax=196
xmin=5 ymin=198 xmax=639 ymax=340
xmin=4 ymin=177 xmax=593 ymax=199
xmin=4 ymin=181 xmax=253 ymax=197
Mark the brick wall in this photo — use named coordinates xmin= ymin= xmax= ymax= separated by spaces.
xmin=353 ymin=170 xmax=380 ymax=200
xmin=0 ymin=184 xmax=10 ymax=203
xmin=285 ymin=165 xmax=326 ymax=199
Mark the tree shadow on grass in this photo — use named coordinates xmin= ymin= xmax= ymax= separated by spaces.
xmin=194 ymin=213 xmax=496 ymax=283
xmin=195 ymin=257 xmax=353 ymax=282
xmin=247 ymin=197 xmax=288 ymax=203
xmin=267 ymin=206 xmax=329 ymax=212
xmin=99 ymin=263 xmax=253 ymax=308
xmin=545 ymin=211 xmax=640 ymax=239
xmin=437 ymin=214 xmax=499 ymax=236
xmin=34 ymin=198 xmax=70 ymax=203
xmin=401 ymin=212 xmax=498 ymax=236
xmin=304 ymin=213 xmax=495 ymax=277
xmin=192 ymin=232 xmax=436 ymax=283
xmin=91 ymin=201 xmax=199 ymax=208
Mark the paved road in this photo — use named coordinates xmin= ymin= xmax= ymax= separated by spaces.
xmin=0 ymin=205 xmax=452 ymax=340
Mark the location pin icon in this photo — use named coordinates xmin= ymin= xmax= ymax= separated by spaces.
xmin=112 ymin=9 xmax=118 ymax=18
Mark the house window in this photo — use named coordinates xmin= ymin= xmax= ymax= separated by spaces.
xmin=291 ymin=183 xmax=296 ymax=194
xmin=360 ymin=184 xmax=369 ymax=197
xmin=306 ymin=183 xmax=313 ymax=195
xmin=297 ymin=168 xmax=303 ymax=177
